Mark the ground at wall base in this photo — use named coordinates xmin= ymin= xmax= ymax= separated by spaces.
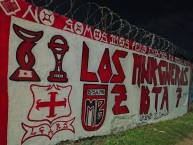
xmin=57 ymin=112 xmax=193 ymax=145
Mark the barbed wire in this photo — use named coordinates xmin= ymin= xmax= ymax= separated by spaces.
xmin=25 ymin=0 xmax=193 ymax=62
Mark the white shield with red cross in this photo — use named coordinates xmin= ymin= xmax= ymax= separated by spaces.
xmin=28 ymin=84 xmax=72 ymax=124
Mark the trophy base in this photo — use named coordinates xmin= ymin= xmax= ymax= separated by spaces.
xmin=9 ymin=68 xmax=40 ymax=81
xmin=48 ymin=71 xmax=68 ymax=82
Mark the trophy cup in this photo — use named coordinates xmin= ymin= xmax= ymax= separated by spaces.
xmin=9 ymin=24 xmax=43 ymax=81
xmin=47 ymin=35 xmax=69 ymax=82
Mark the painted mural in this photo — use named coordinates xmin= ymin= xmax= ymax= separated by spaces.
xmin=0 ymin=0 xmax=191 ymax=145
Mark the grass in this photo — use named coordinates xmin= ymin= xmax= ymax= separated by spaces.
xmin=58 ymin=112 xmax=193 ymax=145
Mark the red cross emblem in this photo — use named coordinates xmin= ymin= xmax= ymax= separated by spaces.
xmin=28 ymin=84 xmax=72 ymax=124
xmin=36 ymin=92 xmax=67 ymax=118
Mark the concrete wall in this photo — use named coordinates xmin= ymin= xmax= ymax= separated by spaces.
xmin=0 ymin=0 xmax=191 ymax=145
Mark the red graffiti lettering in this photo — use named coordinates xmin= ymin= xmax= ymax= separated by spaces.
xmin=160 ymin=87 xmax=169 ymax=111
xmin=111 ymin=85 xmax=129 ymax=115
xmin=56 ymin=123 xmax=61 ymax=131
xmin=39 ymin=126 xmax=44 ymax=134
xmin=97 ymin=48 xmax=112 ymax=83
xmin=111 ymin=50 xmax=128 ymax=83
xmin=140 ymin=86 xmax=169 ymax=114
xmin=152 ymin=87 xmax=162 ymax=112
xmin=132 ymin=54 xmax=189 ymax=86
xmin=80 ymin=42 xmax=99 ymax=82
xmin=140 ymin=86 xmax=150 ymax=114
xmin=176 ymin=87 xmax=182 ymax=107
xmin=81 ymin=42 xmax=127 ymax=83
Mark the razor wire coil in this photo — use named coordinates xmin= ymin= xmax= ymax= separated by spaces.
xmin=25 ymin=0 xmax=193 ymax=62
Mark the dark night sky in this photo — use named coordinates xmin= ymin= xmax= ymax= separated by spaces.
xmin=80 ymin=0 xmax=193 ymax=52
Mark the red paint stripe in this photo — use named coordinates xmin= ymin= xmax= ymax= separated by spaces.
xmin=0 ymin=9 xmax=11 ymax=145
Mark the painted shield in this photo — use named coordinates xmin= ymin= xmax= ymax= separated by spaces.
xmin=28 ymin=84 xmax=72 ymax=124
xmin=81 ymin=84 xmax=108 ymax=131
